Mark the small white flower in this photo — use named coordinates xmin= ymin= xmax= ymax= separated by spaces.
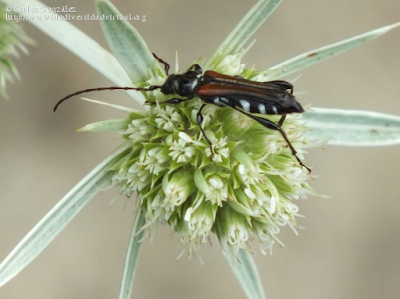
xmin=253 ymin=221 xmax=283 ymax=255
xmin=127 ymin=163 xmax=151 ymax=192
xmin=162 ymin=171 xmax=195 ymax=211
xmin=214 ymin=53 xmax=245 ymax=76
xmin=244 ymin=184 xmax=277 ymax=215
xmin=168 ymin=137 xmax=197 ymax=163
xmin=124 ymin=118 xmax=154 ymax=143
xmin=218 ymin=209 xmax=251 ymax=255
xmin=140 ymin=146 xmax=168 ymax=175
xmin=182 ymin=202 xmax=216 ymax=244
xmin=205 ymin=175 xmax=228 ymax=206
xmin=236 ymin=163 xmax=261 ymax=187
xmin=205 ymin=136 xmax=229 ymax=163
xmin=164 ymin=183 xmax=186 ymax=207
xmin=154 ymin=105 xmax=183 ymax=132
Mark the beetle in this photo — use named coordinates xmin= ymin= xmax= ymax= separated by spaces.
xmin=54 ymin=53 xmax=310 ymax=173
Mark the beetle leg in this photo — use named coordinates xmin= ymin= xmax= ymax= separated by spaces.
xmin=278 ymin=115 xmax=286 ymax=127
xmin=196 ymin=104 xmax=214 ymax=156
xmin=145 ymin=97 xmax=193 ymax=105
xmin=228 ymin=105 xmax=310 ymax=173
xmin=152 ymin=52 xmax=170 ymax=76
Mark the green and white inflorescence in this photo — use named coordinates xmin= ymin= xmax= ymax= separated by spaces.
xmin=110 ymin=52 xmax=317 ymax=256
xmin=0 ymin=4 xmax=35 ymax=97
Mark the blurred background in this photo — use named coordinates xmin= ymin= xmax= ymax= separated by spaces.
xmin=0 ymin=0 xmax=400 ymax=298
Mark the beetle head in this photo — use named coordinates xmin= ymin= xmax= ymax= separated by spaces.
xmin=160 ymin=65 xmax=202 ymax=97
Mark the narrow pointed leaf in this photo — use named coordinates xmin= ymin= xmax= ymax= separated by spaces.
xmin=268 ymin=22 xmax=400 ymax=78
xmin=302 ymin=108 xmax=400 ymax=146
xmin=205 ymin=0 xmax=282 ymax=69
xmin=80 ymin=97 xmax=136 ymax=113
xmin=0 ymin=142 xmax=131 ymax=287
xmin=78 ymin=119 xmax=130 ymax=132
xmin=118 ymin=210 xmax=146 ymax=299
xmin=0 ymin=0 xmax=144 ymax=103
xmin=224 ymin=250 xmax=266 ymax=299
xmin=96 ymin=0 xmax=157 ymax=89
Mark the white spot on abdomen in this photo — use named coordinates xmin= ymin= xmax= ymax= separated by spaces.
xmin=220 ymin=97 xmax=230 ymax=104
xmin=258 ymin=104 xmax=266 ymax=114
xmin=272 ymin=106 xmax=278 ymax=114
xmin=213 ymin=97 xmax=220 ymax=104
xmin=240 ymin=100 xmax=250 ymax=112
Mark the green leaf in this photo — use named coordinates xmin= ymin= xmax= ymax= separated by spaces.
xmin=118 ymin=210 xmax=146 ymax=299
xmin=79 ymin=97 xmax=137 ymax=113
xmin=96 ymin=0 xmax=157 ymax=86
xmin=267 ymin=22 xmax=400 ymax=78
xmin=302 ymin=108 xmax=400 ymax=146
xmin=224 ymin=250 xmax=266 ymax=299
xmin=194 ymin=169 xmax=211 ymax=195
xmin=0 ymin=142 xmax=131 ymax=287
xmin=0 ymin=0 xmax=144 ymax=103
xmin=205 ymin=0 xmax=282 ymax=69
xmin=78 ymin=119 xmax=130 ymax=132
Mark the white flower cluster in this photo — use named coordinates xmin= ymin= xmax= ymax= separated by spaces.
xmin=110 ymin=55 xmax=316 ymax=256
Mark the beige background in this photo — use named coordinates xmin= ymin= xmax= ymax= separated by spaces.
xmin=1 ymin=0 xmax=400 ymax=298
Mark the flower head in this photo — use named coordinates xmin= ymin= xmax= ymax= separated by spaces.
xmin=109 ymin=53 xmax=316 ymax=256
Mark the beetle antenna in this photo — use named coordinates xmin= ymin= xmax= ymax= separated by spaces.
xmin=53 ymin=85 xmax=162 ymax=112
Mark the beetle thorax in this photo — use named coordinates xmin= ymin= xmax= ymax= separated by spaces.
xmin=160 ymin=72 xmax=201 ymax=97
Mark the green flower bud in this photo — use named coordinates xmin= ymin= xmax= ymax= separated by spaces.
xmin=213 ymin=53 xmax=245 ymax=76
xmin=162 ymin=170 xmax=196 ymax=210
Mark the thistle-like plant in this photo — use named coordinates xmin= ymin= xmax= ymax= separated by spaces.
xmin=1 ymin=0 xmax=400 ymax=298
xmin=0 ymin=3 xmax=34 ymax=97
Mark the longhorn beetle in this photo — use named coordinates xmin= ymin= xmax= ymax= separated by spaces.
xmin=54 ymin=53 xmax=310 ymax=173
